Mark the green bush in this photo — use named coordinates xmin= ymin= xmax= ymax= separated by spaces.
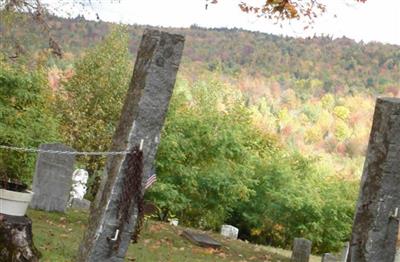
xmin=228 ymin=153 xmax=357 ymax=254
xmin=146 ymin=78 xmax=279 ymax=229
xmin=0 ymin=60 xmax=59 ymax=184
xmin=55 ymin=26 xmax=132 ymax=189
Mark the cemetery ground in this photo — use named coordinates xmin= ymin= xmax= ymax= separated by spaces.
xmin=29 ymin=209 xmax=321 ymax=262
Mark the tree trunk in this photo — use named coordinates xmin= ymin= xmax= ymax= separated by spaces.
xmin=0 ymin=213 xmax=41 ymax=262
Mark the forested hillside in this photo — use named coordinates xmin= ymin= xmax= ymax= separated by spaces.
xmin=1 ymin=14 xmax=399 ymax=255
xmin=3 ymin=15 xmax=400 ymax=93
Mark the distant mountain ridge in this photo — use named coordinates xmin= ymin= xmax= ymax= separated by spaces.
xmin=3 ymin=15 xmax=399 ymax=93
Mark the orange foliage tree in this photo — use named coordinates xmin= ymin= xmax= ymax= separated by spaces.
xmin=208 ymin=0 xmax=367 ymax=23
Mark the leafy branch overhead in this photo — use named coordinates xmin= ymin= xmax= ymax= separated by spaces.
xmin=208 ymin=0 xmax=366 ymax=23
xmin=1 ymin=0 xmax=63 ymax=58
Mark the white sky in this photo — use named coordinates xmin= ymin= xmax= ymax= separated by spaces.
xmin=46 ymin=0 xmax=400 ymax=45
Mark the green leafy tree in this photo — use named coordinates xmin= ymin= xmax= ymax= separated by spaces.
xmin=228 ymin=152 xmax=357 ymax=253
xmin=0 ymin=58 xmax=59 ymax=184
xmin=147 ymin=78 xmax=279 ymax=229
xmin=55 ymin=27 xmax=132 ymax=191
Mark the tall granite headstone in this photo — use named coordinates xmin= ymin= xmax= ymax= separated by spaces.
xmin=30 ymin=143 xmax=75 ymax=212
xmin=396 ymin=227 xmax=400 ymax=262
xmin=77 ymin=29 xmax=184 ymax=262
xmin=291 ymin=238 xmax=312 ymax=262
xmin=348 ymin=98 xmax=400 ymax=262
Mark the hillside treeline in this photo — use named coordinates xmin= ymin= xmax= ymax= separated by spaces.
xmin=2 ymin=14 xmax=399 ymax=94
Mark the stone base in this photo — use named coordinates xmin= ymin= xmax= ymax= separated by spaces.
xmin=321 ymin=253 xmax=339 ymax=262
xmin=0 ymin=213 xmax=41 ymax=262
xmin=70 ymin=198 xmax=91 ymax=210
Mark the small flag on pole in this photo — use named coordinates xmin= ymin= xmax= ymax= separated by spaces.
xmin=145 ymin=173 xmax=157 ymax=190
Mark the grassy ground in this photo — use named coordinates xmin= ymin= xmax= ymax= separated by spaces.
xmin=28 ymin=209 xmax=320 ymax=262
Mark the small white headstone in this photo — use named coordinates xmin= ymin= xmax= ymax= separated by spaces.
xmin=220 ymin=224 xmax=239 ymax=239
xmin=169 ymin=219 xmax=179 ymax=226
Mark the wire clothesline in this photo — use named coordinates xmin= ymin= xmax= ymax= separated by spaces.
xmin=0 ymin=145 xmax=129 ymax=156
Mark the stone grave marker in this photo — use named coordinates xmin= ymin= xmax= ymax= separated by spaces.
xmin=71 ymin=198 xmax=91 ymax=210
xmin=220 ymin=224 xmax=239 ymax=239
xmin=321 ymin=253 xmax=338 ymax=262
xmin=77 ymin=29 xmax=184 ymax=261
xmin=182 ymin=230 xmax=222 ymax=248
xmin=396 ymin=227 xmax=400 ymax=262
xmin=348 ymin=98 xmax=400 ymax=262
xmin=291 ymin=238 xmax=312 ymax=262
xmin=30 ymin=143 xmax=75 ymax=212
xmin=340 ymin=242 xmax=349 ymax=262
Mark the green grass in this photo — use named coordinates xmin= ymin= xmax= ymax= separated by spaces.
xmin=29 ymin=209 xmax=320 ymax=261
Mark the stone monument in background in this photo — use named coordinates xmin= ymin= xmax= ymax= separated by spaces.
xmin=30 ymin=143 xmax=75 ymax=212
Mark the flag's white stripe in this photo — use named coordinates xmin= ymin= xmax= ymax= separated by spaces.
xmin=146 ymin=177 xmax=156 ymax=186
xmin=145 ymin=174 xmax=157 ymax=189
xmin=145 ymin=180 xmax=156 ymax=189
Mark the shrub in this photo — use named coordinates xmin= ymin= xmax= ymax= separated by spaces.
xmin=0 ymin=60 xmax=59 ymax=184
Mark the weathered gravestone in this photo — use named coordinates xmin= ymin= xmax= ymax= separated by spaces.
xmin=182 ymin=230 xmax=222 ymax=249
xmin=30 ymin=143 xmax=75 ymax=212
xmin=321 ymin=253 xmax=338 ymax=262
xmin=396 ymin=228 xmax=400 ymax=262
xmin=340 ymin=242 xmax=349 ymax=262
xmin=70 ymin=198 xmax=91 ymax=210
xmin=220 ymin=224 xmax=239 ymax=239
xmin=348 ymin=98 xmax=400 ymax=262
xmin=291 ymin=238 xmax=312 ymax=262
xmin=77 ymin=29 xmax=184 ymax=262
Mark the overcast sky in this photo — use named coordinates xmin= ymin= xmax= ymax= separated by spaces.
xmin=46 ymin=0 xmax=400 ymax=45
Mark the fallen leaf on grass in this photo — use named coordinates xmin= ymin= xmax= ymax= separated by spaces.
xmin=143 ymin=239 xmax=151 ymax=245
xmin=217 ymin=252 xmax=227 ymax=258
xmin=149 ymin=242 xmax=161 ymax=250
xmin=260 ymin=254 xmax=272 ymax=261
xmin=191 ymin=247 xmax=219 ymax=255
xmin=148 ymin=223 xmax=166 ymax=233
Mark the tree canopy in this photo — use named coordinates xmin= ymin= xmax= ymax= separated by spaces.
xmin=209 ymin=0 xmax=366 ymax=23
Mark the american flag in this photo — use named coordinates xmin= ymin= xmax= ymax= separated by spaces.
xmin=145 ymin=173 xmax=157 ymax=190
